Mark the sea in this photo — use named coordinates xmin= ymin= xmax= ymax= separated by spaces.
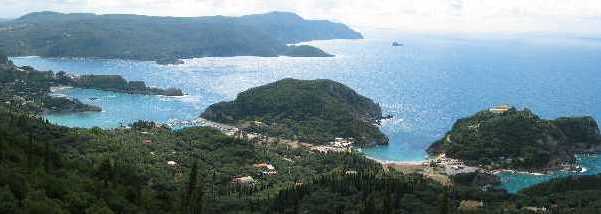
xmin=11 ymin=29 xmax=601 ymax=193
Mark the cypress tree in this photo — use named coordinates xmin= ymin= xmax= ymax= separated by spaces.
xmin=183 ymin=160 xmax=199 ymax=213
xmin=439 ymin=189 xmax=450 ymax=214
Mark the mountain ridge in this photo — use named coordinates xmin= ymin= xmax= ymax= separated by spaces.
xmin=0 ymin=11 xmax=363 ymax=63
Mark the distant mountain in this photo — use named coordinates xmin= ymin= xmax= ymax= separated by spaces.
xmin=239 ymin=12 xmax=363 ymax=43
xmin=201 ymin=78 xmax=388 ymax=146
xmin=0 ymin=11 xmax=362 ymax=63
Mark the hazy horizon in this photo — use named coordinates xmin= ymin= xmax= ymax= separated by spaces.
xmin=1 ymin=0 xmax=601 ymax=35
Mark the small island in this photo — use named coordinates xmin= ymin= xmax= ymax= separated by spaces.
xmin=427 ymin=106 xmax=601 ymax=172
xmin=392 ymin=42 xmax=403 ymax=47
xmin=201 ymin=78 xmax=388 ymax=146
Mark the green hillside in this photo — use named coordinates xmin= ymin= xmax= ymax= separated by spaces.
xmin=0 ymin=11 xmax=362 ymax=63
xmin=428 ymin=107 xmax=601 ymax=171
xmin=202 ymin=78 xmax=388 ymax=146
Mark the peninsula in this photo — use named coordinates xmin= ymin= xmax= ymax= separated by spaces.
xmin=0 ymin=53 xmax=100 ymax=113
xmin=56 ymin=73 xmax=184 ymax=96
xmin=1 ymin=52 xmax=184 ymax=114
xmin=0 ymin=11 xmax=363 ymax=64
xmin=427 ymin=106 xmax=601 ymax=172
xmin=201 ymin=78 xmax=389 ymax=146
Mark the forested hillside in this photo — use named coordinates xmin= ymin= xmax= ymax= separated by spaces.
xmin=0 ymin=105 xmax=525 ymax=213
xmin=428 ymin=107 xmax=601 ymax=171
xmin=5 ymin=59 xmax=601 ymax=213
xmin=0 ymin=105 xmax=387 ymax=213
xmin=202 ymin=78 xmax=389 ymax=146
xmin=0 ymin=11 xmax=362 ymax=63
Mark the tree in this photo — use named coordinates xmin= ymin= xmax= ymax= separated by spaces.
xmin=0 ymin=50 xmax=8 ymax=64
xmin=85 ymin=202 xmax=115 ymax=214
xmin=23 ymin=190 xmax=67 ymax=214
xmin=439 ymin=189 xmax=450 ymax=214
xmin=55 ymin=71 xmax=71 ymax=84
xmin=183 ymin=160 xmax=199 ymax=213
xmin=0 ymin=185 xmax=18 ymax=213
xmin=96 ymin=158 xmax=115 ymax=187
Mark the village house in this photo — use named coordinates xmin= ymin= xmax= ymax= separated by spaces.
xmin=345 ymin=170 xmax=358 ymax=175
xmin=458 ymin=200 xmax=484 ymax=211
xmin=311 ymin=145 xmax=349 ymax=154
xmin=434 ymin=154 xmax=479 ymax=175
xmin=489 ymin=104 xmax=512 ymax=114
xmin=254 ymin=163 xmax=278 ymax=176
xmin=232 ymin=176 xmax=255 ymax=185
xmin=261 ymin=171 xmax=278 ymax=176
xmin=254 ymin=163 xmax=275 ymax=170
xmin=330 ymin=137 xmax=354 ymax=148
xmin=522 ymin=206 xmax=547 ymax=213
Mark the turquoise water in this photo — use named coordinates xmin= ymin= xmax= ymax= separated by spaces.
xmin=11 ymin=31 xmax=601 ymax=191
xmin=498 ymin=154 xmax=601 ymax=193
xmin=46 ymin=88 xmax=204 ymax=128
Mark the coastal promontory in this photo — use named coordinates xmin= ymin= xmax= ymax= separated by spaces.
xmin=56 ymin=73 xmax=184 ymax=96
xmin=0 ymin=11 xmax=362 ymax=64
xmin=0 ymin=53 xmax=101 ymax=113
xmin=201 ymin=78 xmax=388 ymax=146
xmin=1 ymin=50 xmax=184 ymax=114
xmin=427 ymin=106 xmax=601 ymax=171
xmin=283 ymin=45 xmax=334 ymax=57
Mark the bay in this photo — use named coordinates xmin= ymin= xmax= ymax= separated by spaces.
xmin=11 ymin=30 xmax=601 ymax=191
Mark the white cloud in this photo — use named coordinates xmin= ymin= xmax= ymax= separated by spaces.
xmin=1 ymin=0 xmax=600 ymax=34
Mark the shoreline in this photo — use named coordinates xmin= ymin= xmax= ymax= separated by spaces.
xmin=364 ymin=155 xmax=427 ymax=165
xmin=365 ymin=153 xmax=590 ymax=178
xmin=363 ymin=155 xmax=432 ymax=173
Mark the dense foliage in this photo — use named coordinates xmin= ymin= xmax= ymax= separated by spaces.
xmin=0 ymin=11 xmax=362 ymax=62
xmin=0 ymin=105 xmax=527 ymax=213
xmin=202 ymin=78 xmax=389 ymax=146
xmin=6 ymin=89 xmax=601 ymax=213
xmin=270 ymin=171 xmax=518 ymax=214
xmin=0 ymin=105 xmax=391 ymax=213
xmin=428 ymin=108 xmax=601 ymax=171
xmin=516 ymin=174 xmax=601 ymax=213
xmin=0 ymin=50 xmax=8 ymax=64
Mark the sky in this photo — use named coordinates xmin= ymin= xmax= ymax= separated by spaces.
xmin=1 ymin=0 xmax=601 ymax=34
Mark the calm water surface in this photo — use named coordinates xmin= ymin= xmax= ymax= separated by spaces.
xmin=11 ymin=31 xmax=601 ymax=192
